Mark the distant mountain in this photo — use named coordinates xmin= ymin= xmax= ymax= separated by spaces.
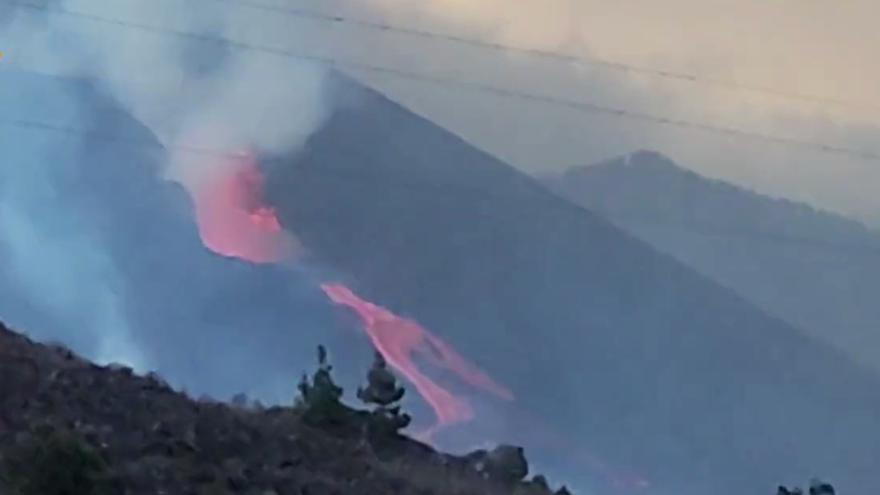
xmin=543 ymin=150 xmax=880 ymax=375
xmin=265 ymin=75 xmax=880 ymax=494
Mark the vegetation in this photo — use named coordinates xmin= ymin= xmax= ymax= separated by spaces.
xmin=1 ymin=425 xmax=116 ymax=495
xmin=0 ymin=322 xmax=837 ymax=495
xmin=296 ymin=345 xmax=349 ymax=426
xmin=778 ymin=479 xmax=836 ymax=495
xmin=357 ymin=350 xmax=412 ymax=436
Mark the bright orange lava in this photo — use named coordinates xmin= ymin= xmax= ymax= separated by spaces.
xmin=181 ymin=149 xmax=647 ymax=489
xmin=188 ymin=152 xmax=512 ymax=435
xmin=322 ymin=283 xmax=513 ymax=433
xmin=192 ymin=151 xmax=288 ymax=264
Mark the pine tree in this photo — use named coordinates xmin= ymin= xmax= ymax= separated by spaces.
xmin=297 ymin=345 xmax=346 ymax=426
xmin=808 ymin=479 xmax=835 ymax=495
xmin=357 ymin=350 xmax=411 ymax=435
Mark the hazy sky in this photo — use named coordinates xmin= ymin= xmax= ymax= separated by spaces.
xmin=295 ymin=0 xmax=880 ymax=224
xmin=6 ymin=0 xmax=879 ymax=224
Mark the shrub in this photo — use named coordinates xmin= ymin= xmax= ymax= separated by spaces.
xmin=1 ymin=426 xmax=116 ymax=495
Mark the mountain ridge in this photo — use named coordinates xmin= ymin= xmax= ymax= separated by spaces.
xmin=548 ymin=150 xmax=880 ymax=247
xmin=265 ymin=72 xmax=880 ymax=494
xmin=543 ymin=150 xmax=880 ymax=375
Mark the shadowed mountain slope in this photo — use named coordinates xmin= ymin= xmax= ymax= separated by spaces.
xmin=266 ymin=74 xmax=880 ymax=495
xmin=544 ymin=150 xmax=880 ymax=375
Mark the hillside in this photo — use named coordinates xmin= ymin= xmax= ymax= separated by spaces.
xmin=265 ymin=74 xmax=880 ymax=494
xmin=0 ymin=320 xmax=569 ymax=495
xmin=4 ymin=68 xmax=880 ymax=494
xmin=543 ymin=150 xmax=880 ymax=375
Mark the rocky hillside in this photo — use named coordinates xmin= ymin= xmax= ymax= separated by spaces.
xmin=0 ymin=321 xmax=567 ymax=495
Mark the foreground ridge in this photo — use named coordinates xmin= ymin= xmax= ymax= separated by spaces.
xmin=0 ymin=321 xmax=569 ymax=495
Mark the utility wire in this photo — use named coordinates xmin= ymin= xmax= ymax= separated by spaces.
xmin=6 ymin=0 xmax=879 ymax=162
xmin=207 ymin=0 xmax=878 ymax=113
xmin=5 ymin=118 xmax=237 ymax=159
xmin=5 ymin=116 xmax=880 ymax=255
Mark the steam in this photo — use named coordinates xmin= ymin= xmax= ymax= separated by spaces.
xmin=1 ymin=1 xmax=509 ymax=431
xmin=41 ymin=0 xmax=329 ymax=193
xmin=1 ymin=0 xmax=328 ymax=370
xmin=5 ymin=0 xmax=328 ymax=198
xmin=0 ymin=163 xmax=144 ymax=370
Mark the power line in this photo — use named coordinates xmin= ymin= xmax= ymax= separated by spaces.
xmin=6 ymin=116 xmax=880 ymax=256
xmin=7 ymin=0 xmax=880 ymax=162
xmin=5 ymin=118 xmax=237 ymax=159
xmin=208 ymin=0 xmax=879 ymax=113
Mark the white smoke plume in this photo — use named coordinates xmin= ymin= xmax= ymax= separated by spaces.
xmin=1 ymin=0 xmax=330 ymax=371
xmin=15 ymin=0 xmax=329 ymax=186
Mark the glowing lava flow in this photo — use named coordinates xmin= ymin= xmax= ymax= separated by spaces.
xmin=322 ymin=283 xmax=514 ymax=432
xmin=182 ymin=150 xmax=648 ymax=489
xmin=187 ymin=152 xmax=512 ymax=434
xmin=192 ymin=151 xmax=291 ymax=264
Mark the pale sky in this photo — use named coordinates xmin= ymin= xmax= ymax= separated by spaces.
xmin=305 ymin=0 xmax=880 ymax=225
xmin=6 ymin=0 xmax=880 ymax=224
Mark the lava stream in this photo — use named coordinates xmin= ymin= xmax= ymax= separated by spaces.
xmin=185 ymin=151 xmax=512 ymax=434
xmin=322 ymin=283 xmax=513 ymax=433
xmin=180 ymin=149 xmax=648 ymax=489
xmin=192 ymin=151 xmax=290 ymax=264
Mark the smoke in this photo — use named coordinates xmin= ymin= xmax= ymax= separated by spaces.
xmin=0 ymin=0 xmax=330 ymax=381
xmin=0 ymin=137 xmax=144 ymax=369
xmin=32 ymin=0 xmax=329 ymax=190
xmin=4 ymin=0 xmax=328 ymax=199
xmin=1 ymin=1 xmax=514 ymax=427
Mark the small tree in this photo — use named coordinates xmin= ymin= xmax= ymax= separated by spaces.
xmin=808 ymin=479 xmax=835 ymax=495
xmin=297 ymin=345 xmax=347 ymax=426
xmin=357 ymin=350 xmax=411 ymax=435
xmin=778 ymin=479 xmax=835 ymax=495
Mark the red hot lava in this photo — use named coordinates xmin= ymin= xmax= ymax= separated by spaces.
xmin=183 ymin=149 xmax=648 ymax=490
xmin=192 ymin=151 xmax=291 ymax=264
xmin=322 ymin=283 xmax=514 ymax=433
xmin=188 ymin=152 xmax=512 ymax=434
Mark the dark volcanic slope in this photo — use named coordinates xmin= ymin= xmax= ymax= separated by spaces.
xmin=544 ymin=150 xmax=880 ymax=375
xmin=266 ymin=74 xmax=880 ymax=494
